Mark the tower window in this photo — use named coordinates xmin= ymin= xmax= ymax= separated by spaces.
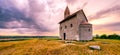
xmin=70 ymin=24 xmax=73 ymax=27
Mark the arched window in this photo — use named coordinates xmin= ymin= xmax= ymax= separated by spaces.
xmin=65 ymin=25 xmax=67 ymax=29
xmin=88 ymin=29 xmax=90 ymax=32
xmin=70 ymin=24 xmax=73 ymax=27
xmin=60 ymin=27 xmax=62 ymax=29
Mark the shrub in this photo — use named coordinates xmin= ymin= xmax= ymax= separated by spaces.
xmin=100 ymin=34 xmax=107 ymax=39
xmin=95 ymin=34 xmax=120 ymax=40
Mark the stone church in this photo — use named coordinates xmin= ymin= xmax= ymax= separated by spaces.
xmin=59 ymin=6 xmax=93 ymax=41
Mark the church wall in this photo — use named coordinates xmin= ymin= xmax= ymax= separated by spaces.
xmin=60 ymin=16 xmax=79 ymax=40
xmin=79 ymin=24 xmax=93 ymax=40
xmin=76 ymin=10 xmax=93 ymax=40
xmin=77 ymin=10 xmax=88 ymax=22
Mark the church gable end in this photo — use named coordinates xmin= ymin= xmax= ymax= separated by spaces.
xmin=77 ymin=9 xmax=88 ymax=23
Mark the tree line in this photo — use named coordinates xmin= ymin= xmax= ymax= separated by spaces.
xmin=95 ymin=34 xmax=120 ymax=40
xmin=0 ymin=36 xmax=58 ymax=39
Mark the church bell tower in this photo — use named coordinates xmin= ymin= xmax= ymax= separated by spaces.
xmin=64 ymin=6 xmax=70 ymax=18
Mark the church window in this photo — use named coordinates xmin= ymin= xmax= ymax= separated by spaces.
xmin=60 ymin=27 xmax=62 ymax=29
xmin=65 ymin=25 xmax=67 ymax=29
xmin=70 ymin=24 xmax=73 ymax=27
xmin=88 ymin=29 xmax=90 ymax=32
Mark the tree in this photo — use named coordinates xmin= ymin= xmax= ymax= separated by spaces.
xmin=100 ymin=34 xmax=107 ymax=39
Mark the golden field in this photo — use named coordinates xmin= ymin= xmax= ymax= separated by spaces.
xmin=0 ymin=38 xmax=120 ymax=55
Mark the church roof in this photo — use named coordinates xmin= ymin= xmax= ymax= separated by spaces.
xmin=59 ymin=9 xmax=88 ymax=24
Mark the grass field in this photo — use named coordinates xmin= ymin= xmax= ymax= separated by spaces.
xmin=0 ymin=38 xmax=120 ymax=55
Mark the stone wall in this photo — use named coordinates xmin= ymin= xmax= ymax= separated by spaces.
xmin=60 ymin=15 xmax=79 ymax=40
xmin=79 ymin=24 xmax=92 ymax=40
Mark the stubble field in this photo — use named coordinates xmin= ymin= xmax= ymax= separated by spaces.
xmin=0 ymin=38 xmax=120 ymax=55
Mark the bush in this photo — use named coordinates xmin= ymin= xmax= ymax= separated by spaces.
xmin=95 ymin=34 xmax=120 ymax=40
xmin=100 ymin=34 xmax=107 ymax=39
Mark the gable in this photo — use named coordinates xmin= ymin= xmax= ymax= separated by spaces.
xmin=77 ymin=10 xmax=88 ymax=22
xmin=81 ymin=10 xmax=88 ymax=22
xmin=59 ymin=9 xmax=88 ymax=24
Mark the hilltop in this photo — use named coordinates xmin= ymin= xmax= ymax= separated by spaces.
xmin=0 ymin=38 xmax=120 ymax=55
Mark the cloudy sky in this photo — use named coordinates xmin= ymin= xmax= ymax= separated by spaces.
xmin=0 ymin=0 xmax=120 ymax=36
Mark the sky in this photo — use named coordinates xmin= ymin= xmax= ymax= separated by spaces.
xmin=0 ymin=0 xmax=120 ymax=36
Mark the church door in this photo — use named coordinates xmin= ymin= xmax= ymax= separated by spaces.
xmin=63 ymin=33 xmax=66 ymax=40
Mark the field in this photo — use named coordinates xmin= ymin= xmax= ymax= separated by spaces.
xmin=0 ymin=38 xmax=120 ymax=55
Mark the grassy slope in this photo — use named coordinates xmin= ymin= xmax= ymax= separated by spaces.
xmin=0 ymin=39 xmax=120 ymax=55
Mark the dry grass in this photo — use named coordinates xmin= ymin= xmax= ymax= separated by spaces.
xmin=0 ymin=39 xmax=120 ymax=55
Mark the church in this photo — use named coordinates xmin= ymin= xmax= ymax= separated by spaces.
xmin=59 ymin=6 xmax=93 ymax=41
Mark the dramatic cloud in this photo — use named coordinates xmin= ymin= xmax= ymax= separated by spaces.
xmin=0 ymin=0 xmax=52 ymax=35
xmin=89 ymin=5 xmax=120 ymax=20
xmin=0 ymin=0 xmax=67 ymax=36
xmin=94 ymin=22 xmax=120 ymax=30
xmin=0 ymin=0 xmax=120 ymax=35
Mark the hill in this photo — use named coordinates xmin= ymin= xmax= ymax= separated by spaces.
xmin=0 ymin=38 xmax=120 ymax=55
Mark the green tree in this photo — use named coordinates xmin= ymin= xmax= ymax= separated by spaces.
xmin=100 ymin=34 xmax=107 ymax=39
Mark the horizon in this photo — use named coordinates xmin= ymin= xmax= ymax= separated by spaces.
xmin=0 ymin=0 xmax=120 ymax=36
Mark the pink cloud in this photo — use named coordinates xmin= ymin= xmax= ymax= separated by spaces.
xmin=0 ymin=0 xmax=120 ymax=36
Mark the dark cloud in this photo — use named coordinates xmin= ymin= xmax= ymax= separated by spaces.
xmin=27 ymin=0 xmax=51 ymax=32
xmin=0 ymin=0 xmax=51 ymax=34
xmin=0 ymin=0 xmax=15 ymax=9
xmin=0 ymin=22 xmax=6 ymax=28
xmin=89 ymin=5 xmax=120 ymax=20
